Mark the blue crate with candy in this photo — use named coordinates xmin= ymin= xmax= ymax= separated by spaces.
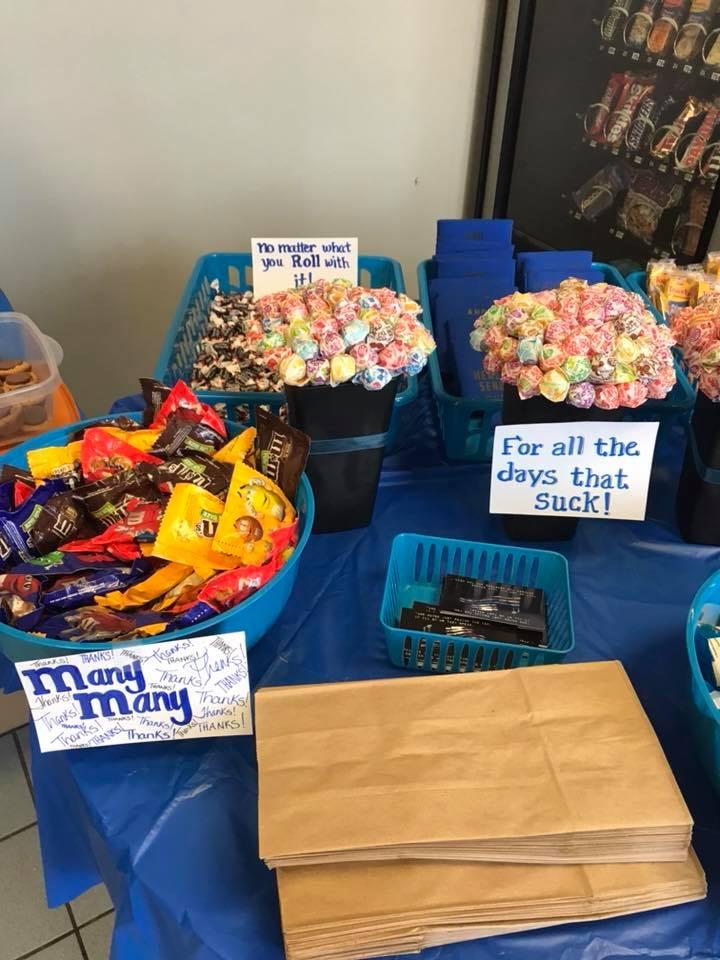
xmin=153 ymin=252 xmax=416 ymax=452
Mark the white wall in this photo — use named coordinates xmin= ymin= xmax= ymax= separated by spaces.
xmin=0 ymin=0 xmax=492 ymax=413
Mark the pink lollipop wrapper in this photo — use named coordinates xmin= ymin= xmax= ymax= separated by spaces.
xmin=379 ymin=340 xmax=409 ymax=371
xmin=501 ymin=359 xmax=523 ymax=384
xmin=484 ymin=352 xmax=503 ymax=376
xmin=367 ymin=318 xmax=396 ymax=348
xmin=311 ymin=317 xmax=340 ymax=341
xmin=349 ymin=342 xmax=379 ymax=371
xmin=516 ymin=364 xmax=543 ymax=399
xmin=539 ymin=344 xmax=566 ymax=371
xmin=594 ymin=384 xmax=620 ymax=410
xmin=319 ymin=332 xmax=345 ymax=359
xmin=617 ymin=381 xmax=648 ymax=409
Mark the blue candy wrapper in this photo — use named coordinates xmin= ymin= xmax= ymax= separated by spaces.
xmin=23 ymin=606 xmax=171 ymax=643
xmin=167 ymin=601 xmax=218 ymax=631
xmin=0 ymin=479 xmax=69 ymax=565
xmin=11 ymin=552 xmax=121 ymax=578
xmin=43 ymin=559 xmax=151 ymax=611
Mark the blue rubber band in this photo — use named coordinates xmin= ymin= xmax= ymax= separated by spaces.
xmin=310 ymin=432 xmax=388 ymax=455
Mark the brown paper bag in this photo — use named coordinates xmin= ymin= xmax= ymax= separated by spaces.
xmin=256 ymin=661 xmax=692 ymax=868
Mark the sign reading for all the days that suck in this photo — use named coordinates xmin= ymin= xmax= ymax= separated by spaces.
xmin=16 ymin=631 xmax=252 ymax=752
xmin=251 ymin=237 xmax=358 ymax=297
xmin=489 ymin=421 xmax=659 ymax=521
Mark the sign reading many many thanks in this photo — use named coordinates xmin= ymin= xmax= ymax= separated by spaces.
xmin=16 ymin=632 xmax=252 ymax=752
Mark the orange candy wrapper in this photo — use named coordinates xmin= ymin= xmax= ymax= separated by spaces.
xmin=95 ymin=561 xmax=193 ymax=611
xmin=213 ymin=428 xmax=256 ymax=466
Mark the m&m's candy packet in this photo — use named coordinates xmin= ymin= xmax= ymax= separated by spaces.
xmin=0 ymin=381 xmax=308 ymax=643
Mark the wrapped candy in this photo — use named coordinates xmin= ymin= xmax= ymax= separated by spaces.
xmin=330 ymin=354 xmax=356 ymax=386
xmin=568 ymin=382 xmax=596 ymax=409
xmin=672 ymin=294 xmax=720 ymax=399
xmin=254 ymin=282 xmax=433 ymax=391
xmin=471 ymin=278 xmax=676 ymax=408
xmin=595 ymin=384 xmax=621 ymax=410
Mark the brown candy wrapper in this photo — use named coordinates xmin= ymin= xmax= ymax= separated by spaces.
xmin=586 ymin=72 xmax=626 ymax=141
xmin=256 ymin=408 xmax=309 ymax=502
xmin=651 ymin=96 xmax=706 ymax=158
xmin=673 ymin=183 xmax=713 ymax=256
xmin=625 ymin=2 xmax=663 ymax=48
xmin=0 ymin=465 xmax=34 ymax=486
xmin=150 ymin=411 xmax=225 ymax=459
xmin=73 ymin=469 xmax=164 ymax=528
xmin=140 ymin=378 xmax=172 ymax=428
xmin=148 ymin=454 xmax=233 ymax=498
xmin=68 ymin=417 xmax=142 ymax=442
xmin=676 ymin=100 xmax=720 ymax=172
xmin=618 ymin=171 xmax=684 ymax=244
xmin=29 ymin=492 xmax=98 ymax=556
xmin=573 ymin=163 xmax=631 ymax=222
xmin=605 ymin=74 xmax=656 ymax=148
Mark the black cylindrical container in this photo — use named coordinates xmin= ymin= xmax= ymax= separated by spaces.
xmin=677 ymin=392 xmax=720 ymax=545
xmin=286 ymin=379 xmax=398 ymax=533
xmin=501 ymin=385 xmax=622 ymax=542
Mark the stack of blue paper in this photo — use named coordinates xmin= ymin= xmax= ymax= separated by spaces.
xmin=430 ymin=219 xmax=515 ymax=401
xmin=517 ymin=251 xmax=604 ymax=294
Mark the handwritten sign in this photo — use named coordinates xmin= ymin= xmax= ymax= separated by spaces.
xmin=489 ymin=421 xmax=659 ymax=521
xmin=251 ymin=237 xmax=358 ymax=297
xmin=16 ymin=632 xmax=252 ymax=752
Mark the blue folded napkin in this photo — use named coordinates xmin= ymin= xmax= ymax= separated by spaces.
xmin=430 ymin=278 xmax=515 ymax=372
xmin=436 ymin=219 xmax=514 ymax=252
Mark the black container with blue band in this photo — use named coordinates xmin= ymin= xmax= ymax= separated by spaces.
xmin=677 ymin=392 xmax=720 ymax=545
xmin=286 ymin=380 xmax=399 ymax=533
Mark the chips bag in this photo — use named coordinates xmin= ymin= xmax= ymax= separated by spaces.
xmin=152 ymin=483 xmax=240 ymax=572
xmin=212 ymin=462 xmax=295 ymax=565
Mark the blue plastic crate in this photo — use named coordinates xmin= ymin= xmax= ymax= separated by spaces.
xmin=153 ymin=252 xmax=416 ymax=452
xmin=380 ymin=533 xmax=574 ymax=674
xmin=419 ymin=260 xmax=694 ymax=461
xmin=0 ymin=413 xmax=314 ymax=663
xmin=686 ymin=572 xmax=720 ymax=798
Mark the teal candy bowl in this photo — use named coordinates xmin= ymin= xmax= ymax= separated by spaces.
xmin=0 ymin=414 xmax=314 ymax=662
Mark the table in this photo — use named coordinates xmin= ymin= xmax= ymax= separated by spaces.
xmin=16 ymin=382 xmax=720 ymax=959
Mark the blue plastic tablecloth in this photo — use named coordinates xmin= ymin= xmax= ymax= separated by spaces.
xmin=11 ymin=379 xmax=720 ymax=959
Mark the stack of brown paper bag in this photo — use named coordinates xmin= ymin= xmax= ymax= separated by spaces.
xmin=255 ymin=661 xmax=705 ymax=960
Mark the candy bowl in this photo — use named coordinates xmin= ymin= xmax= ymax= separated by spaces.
xmin=0 ymin=414 xmax=314 ymax=662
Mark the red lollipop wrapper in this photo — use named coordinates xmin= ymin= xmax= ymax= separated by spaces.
xmin=594 ymin=384 xmax=621 ymax=410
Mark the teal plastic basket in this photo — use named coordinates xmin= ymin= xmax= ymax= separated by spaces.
xmin=380 ymin=533 xmax=574 ymax=674
xmin=686 ymin=572 xmax=720 ymax=797
xmin=153 ymin=252 xmax=416 ymax=451
xmin=0 ymin=414 xmax=314 ymax=663
xmin=419 ymin=261 xmax=695 ymax=461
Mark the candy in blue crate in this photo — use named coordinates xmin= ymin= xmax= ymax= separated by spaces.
xmin=0 ymin=379 xmax=310 ymax=646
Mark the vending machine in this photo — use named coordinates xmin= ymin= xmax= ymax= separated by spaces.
xmin=481 ymin=0 xmax=720 ymax=262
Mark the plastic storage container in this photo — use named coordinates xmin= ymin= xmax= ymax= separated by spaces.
xmin=380 ymin=533 xmax=574 ymax=674
xmin=0 ymin=414 xmax=315 ymax=663
xmin=686 ymin=572 xmax=720 ymax=797
xmin=0 ymin=313 xmax=66 ymax=448
xmin=153 ymin=252 xmax=416 ymax=451
xmin=418 ymin=261 xmax=695 ymax=461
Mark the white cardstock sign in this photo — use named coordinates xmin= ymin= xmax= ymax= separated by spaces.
xmin=489 ymin=421 xmax=659 ymax=521
xmin=251 ymin=237 xmax=358 ymax=297
xmin=16 ymin=632 xmax=252 ymax=752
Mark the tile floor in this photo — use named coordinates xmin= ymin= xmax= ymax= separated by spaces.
xmin=0 ymin=725 xmax=114 ymax=960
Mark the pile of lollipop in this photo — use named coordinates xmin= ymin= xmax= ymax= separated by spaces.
xmin=671 ymin=291 xmax=720 ymax=400
xmin=470 ymin=279 xmax=677 ymax=409
xmin=254 ymin=280 xmax=436 ymax=391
